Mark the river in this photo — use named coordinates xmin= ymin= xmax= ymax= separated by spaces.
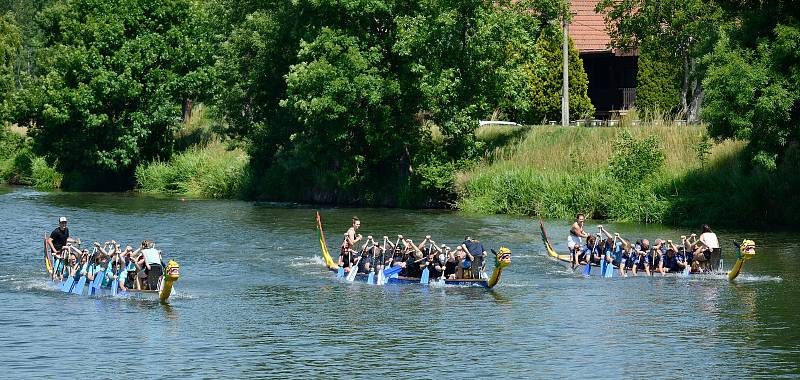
xmin=0 ymin=186 xmax=798 ymax=379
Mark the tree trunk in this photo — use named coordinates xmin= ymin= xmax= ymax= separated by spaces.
xmin=687 ymin=57 xmax=703 ymax=124
xmin=679 ymin=50 xmax=689 ymax=119
xmin=181 ymin=98 xmax=193 ymax=123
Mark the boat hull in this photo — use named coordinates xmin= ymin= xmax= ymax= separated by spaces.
xmin=48 ymin=280 xmax=172 ymax=300
xmin=339 ymin=271 xmax=492 ymax=288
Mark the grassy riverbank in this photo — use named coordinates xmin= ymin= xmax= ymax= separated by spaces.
xmin=457 ymin=125 xmax=800 ymax=228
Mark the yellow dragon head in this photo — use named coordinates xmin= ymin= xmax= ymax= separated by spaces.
xmin=738 ymin=239 xmax=756 ymax=260
xmin=494 ymin=247 xmax=512 ymax=269
xmin=164 ymin=260 xmax=181 ymax=282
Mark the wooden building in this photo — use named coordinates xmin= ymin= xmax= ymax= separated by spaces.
xmin=569 ymin=0 xmax=637 ymax=118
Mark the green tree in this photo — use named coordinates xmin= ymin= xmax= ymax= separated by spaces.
xmin=634 ymin=45 xmax=681 ymax=117
xmin=9 ymin=0 xmax=217 ymax=189
xmin=596 ymin=0 xmax=722 ymax=122
xmin=216 ymin=0 xmax=565 ymax=204
xmin=703 ymin=26 xmax=800 ymax=170
xmin=525 ymin=26 xmax=594 ymax=123
xmin=0 ymin=13 xmax=21 ymax=114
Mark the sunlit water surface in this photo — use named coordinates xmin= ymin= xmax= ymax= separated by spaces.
xmin=0 ymin=186 xmax=797 ymax=378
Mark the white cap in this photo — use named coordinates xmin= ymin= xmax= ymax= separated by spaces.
xmin=58 ymin=217 xmax=67 ymax=223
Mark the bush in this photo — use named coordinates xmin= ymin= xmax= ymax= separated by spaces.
xmin=607 ymin=130 xmax=665 ymax=185
xmin=135 ymin=140 xmax=247 ymax=198
xmin=30 ymin=156 xmax=62 ymax=190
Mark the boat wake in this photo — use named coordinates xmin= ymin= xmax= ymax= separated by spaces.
xmin=732 ymin=274 xmax=782 ymax=283
xmin=290 ymin=256 xmax=326 ymax=268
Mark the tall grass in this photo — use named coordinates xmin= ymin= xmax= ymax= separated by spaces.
xmin=135 ymin=139 xmax=248 ymax=198
xmin=454 ymin=124 xmax=788 ymax=227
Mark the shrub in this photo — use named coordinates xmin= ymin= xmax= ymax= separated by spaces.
xmin=607 ymin=130 xmax=665 ymax=185
xmin=135 ymin=140 xmax=247 ymax=198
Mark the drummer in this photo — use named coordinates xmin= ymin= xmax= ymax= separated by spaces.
xmin=568 ymin=213 xmax=589 ymax=268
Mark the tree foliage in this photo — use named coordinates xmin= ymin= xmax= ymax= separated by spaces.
xmin=703 ymin=25 xmax=800 ymax=170
xmin=596 ymin=0 xmax=721 ymax=122
xmin=0 ymin=13 xmax=21 ymax=112
xmin=526 ymin=26 xmax=594 ymax=123
xmin=216 ymin=0 xmax=577 ymax=204
xmin=634 ymin=45 xmax=681 ymax=116
xmin=9 ymin=0 xmax=217 ymax=189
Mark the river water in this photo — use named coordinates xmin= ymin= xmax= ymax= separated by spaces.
xmin=0 ymin=186 xmax=798 ymax=379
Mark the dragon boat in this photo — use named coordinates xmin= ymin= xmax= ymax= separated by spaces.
xmin=43 ymin=236 xmax=181 ymax=302
xmin=315 ymin=212 xmax=511 ymax=288
xmin=538 ymin=220 xmax=756 ymax=281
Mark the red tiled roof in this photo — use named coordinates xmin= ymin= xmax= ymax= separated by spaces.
xmin=569 ymin=0 xmax=612 ymax=53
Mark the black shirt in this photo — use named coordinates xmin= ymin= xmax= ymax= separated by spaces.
xmin=428 ymin=256 xmax=444 ymax=279
xmin=404 ymin=258 xmax=421 ymax=278
xmin=50 ymin=227 xmax=69 ymax=251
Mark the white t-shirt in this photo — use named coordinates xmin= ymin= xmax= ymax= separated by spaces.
xmin=700 ymin=232 xmax=719 ymax=249
xmin=142 ymin=248 xmax=162 ymax=265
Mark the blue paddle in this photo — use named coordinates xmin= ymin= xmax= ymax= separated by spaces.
xmin=60 ymin=274 xmax=75 ymax=292
xmin=383 ymin=265 xmax=402 ymax=277
xmin=111 ymin=277 xmax=118 ymax=296
xmin=88 ymin=268 xmax=102 ymax=296
xmin=367 ymin=271 xmax=375 ymax=284
xmin=336 ymin=267 xmax=344 ymax=278
xmin=377 ymin=269 xmax=385 ymax=285
xmin=71 ymin=263 xmax=87 ymax=295
xmin=600 ymin=254 xmax=607 ymax=276
xmin=420 ymin=267 xmax=429 ymax=284
xmin=346 ymin=255 xmax=361 ymax=282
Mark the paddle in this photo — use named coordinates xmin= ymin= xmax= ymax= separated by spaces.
xmin=71 ymin=262 xmax=88 ymax=294
xmin=346 ymin=236 xmax=372 ymax=282
xmin=383 ymin=265 xmax=402 ymax=278
xmin=87 ymin=263 xmax=102 ymax=296
xmin=375 ymin=237 xmax=388 ymax=285
xmin=111 ymin=277 xmax=118 ymax=296
xmin=419 ymin=267 xmax=429 ymax=284
xmin=60 ymin=269 xmax=75 ymax=292
xmin=71 ymin=251 xmax=92 ymax=295
xmin=604 ymin=235 xmax=617 ymax=278
xmin=337 ymin=267 xmax=345 ymax=279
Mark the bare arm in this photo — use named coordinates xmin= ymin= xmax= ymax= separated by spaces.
xmin=571 ymin=223 xmax=589 ymax=238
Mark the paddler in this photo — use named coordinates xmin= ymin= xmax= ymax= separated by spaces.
xmin=568 ymin=213 xmax=589 ymax=268
xmin=462 ymin=236 xmax=487 ymax=278
xmin=338 ymin=217 xmax=363 ymax=272
xmin=139 ymin=240 xmax=164 ymax=290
